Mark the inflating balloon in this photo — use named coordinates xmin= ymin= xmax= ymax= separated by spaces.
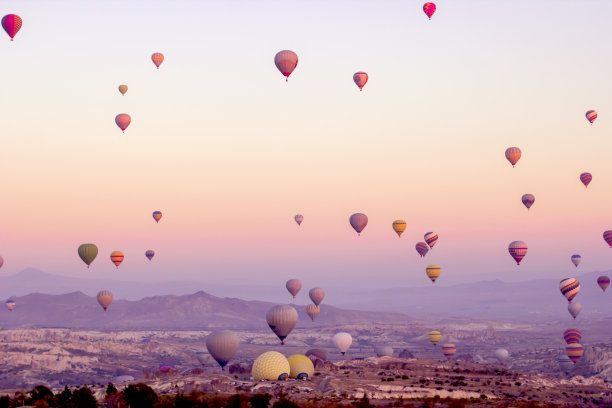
xmin=252 ymin=351 xmax=290 ymax=381
xmin=287 ymin=355 xmax=314 ymax=379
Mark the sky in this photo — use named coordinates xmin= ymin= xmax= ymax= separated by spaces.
xmin=1 ymin=0 xmax=612 ymax=301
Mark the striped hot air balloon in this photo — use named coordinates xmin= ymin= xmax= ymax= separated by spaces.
xmin=560 ymin=278 xmax=580 ymax=303
xmin=508 ymin=241 xmax=528 ymax=265
xmin=2 ymin=14 xmax=22 ymax=41
xmin=565 ymin=343 xmax=584 ymax=364
xmin=115 ymin=114 xmax=131 ymax=132
xmin=580 ymin=172 xmax=592 ymax=188
xmin=353 ymin=72 xmax=368 ymax=91
xmin=151 ymin=52 xmax=164 ymax=69
xmin=505 ymin=147 xmax=521 ymax=167
xmin=425 ymin=265 xmax=441 ymax=283
xmin=585 ymin=110 xmax=597 ymax=124
xmin=442 ymin=344 xmax=456 ymax=360
xmin=392 ymin=220 xmax=406 ymax=237
xmin=424 ymin=232 xmax=438 ymax=248
xmin=423 ymin=2 xmax=436 ymax=19
xmin=603 ymin=230 xmax=612 ymax=247
xmin=294 ymin=214 xmax=303 ymax=226
xmin=110 ymin=251 xmax=124 ymax=268
xmin=563 ymin=329 xmax=582 ymax=345
xmin=570 ymin=254 xmax=581 ymax=267
xmin=568 ymin=302 xmax=581 ymax=319
xmin=427 ymin=330 xmax=441 ymax=346
xmin=416 ymin=242 xmax=429 ymax=257
xmin=274 ymin=50 xmax=298 ymax=81
xmin=5 ymin=300 xmax=15 ymax=311
xmin=286 ymin=279 xmax=302 ymax=298
xmin=96 ymin=290 xmax=113 ymax=311
xmin=521 ymin=194 xmax=535 ymax=210
xmin=597 ymin=276 xmax=610 ymax=292
xmin=349 ymin=213 xmax=368 ymax=235
xmin=78 ymin=244 xmax=98 ymax=268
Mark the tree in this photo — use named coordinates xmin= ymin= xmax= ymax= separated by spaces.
xmin=69 ymin=387 xmax=98 ymax=408
xmin=106 ymin=384 xmax=117 ymax=397
xmin=29 ymin=386 xmax=54 ymax=405
xmin=250 ymin=394 xmax=272 ymax=408
xmin=121 ymin=383 xmax=158 ymax=408
xmin=0 ymin=396 xmax=9 ymax=408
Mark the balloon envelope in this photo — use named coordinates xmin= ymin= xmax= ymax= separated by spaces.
xmin=305 ymin=349 xmax=327 ymax=361
xmin=423 ymin=2 xmax=436 ymax=19
xmin=294 ymin=214 xmax=303 ymax=226
xmin=585 ymin=110 xmax=597 ymax=124
xmin=118 ymin=85 xmax=128 ymax=95
xmin=96 ymin=290 xmax=113 ymax=311
xmin=145 ymin=250 xmax=155 ymax=261
xmin=2 ymin=14 xmax=22 ymax=40
xmin=563 ymin=329 xmax=582 ymax=344
xmin=115 ymin=114 xmax=131 ymax=132
xmin=375 ymin=346 xmax=393 ymax=357
xmin=349 ymin=213 xmax=368 ymax=235
xmin=309 ymin=287 xmax=325 ymax=306
xmin=153 ymin=211 xmax=163 ymax=223
xmin=494 ymin=348 xmax=509 ymax=365
xmin=424 ymin=232 xmax=438 ymax=248
xmin=565 ymin=343 xmax=584 ymax=364
xmin=333 ymin=332 xmax=352 ymax=355
xmin=110 ymin=251 xmax=124 ymax=268
xmin=266 ymin=305 xmax=298 ymax=344
xmin=151 ymin=52 xmax=164 ymax=68
xmin=78 ymin=244 xmax=98 ymax=267
xmin=571 ymin=254 xmax=581 ymax=267
xmin=560 ymin=278 xmax=580 ymax=303
xmin=603 ymin=230 xmax=612 ymax=247
xmin=392 ymin=220 xmax=406 ymax=237
xmin=5 ymin=300 xmax=15 ymax=311
xmin=558 ymin=355 xmax=574 ymax=373
xmin=521 ymin=194 xmax=535 ymax=210
xmin=206 ymin=330 xmax=240 ymax=369
xmin=416 ymin=242 xmax=429 ymax=257
xmin=597 ymin=276 xmax=610 ymax=292
xmin=505 ymin=147 xmax=521 ymax=167
xmin=580 ymin=172 xmax=592 ymax=188
xmin=442 ymin=344 xmax=456 ymax=359
xmin=353 ymin=72 xmax=368 ymax=91
xmin=287 ymin=354 xmax=315 ymax=379
xmin=305 ymin=304 xmax=320 ymax=322
xmin=286 ymin=279 xmax=302 ymax=298
xmin=427 ymin=331 xmax=441 ymax=346
xmin=425 ymin=265 xmax=441 ymax=283
xmin=274 ymin=50 xmax=298 ymax=80
xmin=508 ymin=241 xmax=528 ymax=265
xmin=568 ymin=302 xmax=581 ymax=319
xmin=252 ymin=351 xmax=290 ymax=381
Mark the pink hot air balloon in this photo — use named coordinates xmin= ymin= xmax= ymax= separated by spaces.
xmin=424 ymin=232 xmax=438 ymax=249
xmin=2 ymin=14 xmax=22 ymax=41
xmin=580 ymin=173 xmax=592 ymax=188
xmin=423 ymin=3 xmax=436 ymax=19
xmin=353 ymin=72 xmax=368 ymax=91
xmin=521 ymin=194 xmax=535 ymax=210
xmin=151 ymin=52 xmax=164 ymax=69
xmin=274 ymin=50 xmax=298 ymax=81
xmin=508 ymin=241 xmax=527 ymax=265
xmin=115 ymin=114 xmax=131 ymax=133
xmin=416 ymin=242 xmax=429 ymax=257
xmin=349 ymin=213 xmax=368 ymax=235
xmin=585 ymin=110 xmax=597 ymax=125
xmin=603 ymin=230 xmax=612 ymax=248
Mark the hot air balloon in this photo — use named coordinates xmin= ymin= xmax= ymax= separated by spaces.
xmin=333 ymin=332 xmax=352 ymax=355
xmin=508 ymin=241 xmax=528 ymax=265
xmin=597 ymin=276 xmax=610 ymax=292
xmin=5 ymin=300 xmax=15 ymax=311
xmin=521 ymin=194 xmax=535 ymax=210
xmin=205 ymin=330 xmax=240 ymax=370
xmin=563 ymin=329 xmax=582 ymax=345
xmin=2 ymin=14 xmax=22 ymax=41
xmin=118 ymin=85 xmax=128 ymax=96
xmin=96 ymin=290 xmax=113 ymax=311
xmin=294 ymin=214 xmax=303 ymax=226
xmin=568 ymin=302 xmax=581 ymax=319
xmin=0 ymin=256 xmax=5 ymax=269
xmin=442 ymin=344 xmax=456 ymax=360
xmin=78 ymin=244 xmax=98 ymax=268
xmin=424 ymin=232 xmax=438 ymax=248
xmin=423 ymin=2 xmax=436 ymax=19
xmin=110 ymin=251 xmax=124 ymax=268
xmin=252 ymin=351 xmax=290 ymax=381
xmin=392 ymin=220 xmax=406 ymax=237
xmin=309 ymin=287 xmax=325 ymax=306
xmin=565 ymin=343 xmax=584 ymax=364
xmin=151 ymin=52 xmax=164 ymax=69
xmin=266 ymin=305 xmax=298 ymax=345
xmin=353 ymin=72 xmax=368 ymax=91
xmin=305 ymin=349 xmax=327 ymax=362
xmin=427 ymin=331 xmax=441 ymax=346
xmin=603 ymin=230 xmax=612 ymax=247
xmin=558 ymin=355 xmax=574 ymax=374
xmin=274 ymin=50 xmax=298 ymax=81
xmin=505 ymin=147 xmax=521 ymax=167
xmin=570 ymin=255 xmax=581 ymax=268
xmin=145 ymin=250 xmax=155 ymax=261
xmin=585 ymin=110 xmax=597 ymax=124
xmin=425 ymin=265 xmax=441 ymax=283
xmin=153 ymin=211 xmax=162 ymax=223
xmin=375 ymin=346 xmax=393 ymax=357
xmin=494 ymin=348 xmax=509 ymax=365
xmin=195 ymin=351 xmax=207 ymax=367
xmin=560 ymin=278 xmax=580 ymax=303
xmin=286 ymin=279 xmax=302 ymax=298
xmin=287 ymin=354 xmax=315 ymax=379
xmin=115 ymin=114 xmax=131 ymax=133
xmin=416 ymin=242 xmax=429 ymax=257
xmin=349 ymin=213 xmax=368 ymax=235
xmin=305 ymin=304 xmax=320 ymax=322
xmin=580 ymin=172 xmax=592 ymax=188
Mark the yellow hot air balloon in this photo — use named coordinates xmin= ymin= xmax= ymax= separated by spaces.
xmin=427 ymin=330 xmax=442 ymax=346
xmin=426 ymin=265 xmax=441 ymax=283
xmin=392 ymin=220 xmax=406 ymax=237
xmin=78 ymin=244 xmax=98 ymax=268
xmin=118 ymin=84 xmax=128 ymax=95
xmin=287 ymin=354 xmax=315 ymax=379
xmin=110 ymin=251 xmax=124 ymax=268
xmin=252 ymin=351 xmax=290 ymax=381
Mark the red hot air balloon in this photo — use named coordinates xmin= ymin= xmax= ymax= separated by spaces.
xmin=115 ymin=114 xmax=131 ymax=133
xmin=580 ymin=173 xmax=592 ymax=188
xmin=505 ymin=147 xmax=522 ymax=167
xmin=603 ymin=231 xmax=612 ymax=248
xmin=585 ymin=110 xmax=597 ymax=124
xmin=349 ymin=213 xmax=368 ymax=235
xmin=151 ymin=53 xmax=164 ymax=69
xmin=563 ymin=329 xmax=582 ymax=345
xmin=423 ymin=3 xmax=436 ymax=19
xmin=521 ymin=194 xmax=535 ymax=210
xmin=508 ymin=241 xmax=527 ymax=265
xmin=416 ymin=242 xmax=429 ymax=257
xmin=2 ymin=14 xmax=22 ymax=41
xmin=274 ymin=50 xmax=298 ymax=81
xmin=597 ymin=276 xmax=610 ymax=292
xmin=353 ymin=72 xmax=368 ymax=91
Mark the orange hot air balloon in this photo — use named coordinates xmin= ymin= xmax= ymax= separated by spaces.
xmin=118 ymin=85 xmax=128 ymax=95
xmin=151 ymin=52 xmax=164 ymax=69
xmin=353 ymin=72 xmax=368 ymax=91
xmin=110 ymin=251 xmax=124 ymax=268
xmin=423 ymin=3 xmax=436 ymax=19
xmin=115 ymin=114 xmax=131 ymax=132
xmin=505 ymin=147 xmax=521 ymax=167
xmin=274 ymin=50 xmax=298 ymax=81
xmin=152 ymin=211 xmax=162 ymax=223
xmin=2 ymin=14 xmax=22 ymax=41
xmin=392 ymin=220 xmax=406 ymax=237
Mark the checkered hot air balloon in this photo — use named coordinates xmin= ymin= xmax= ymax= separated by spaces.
xmin=580 ymin=172 xmax=592 ymax=188
xmin=2 ymin=14 xmax=22 ymax=41
xmin=585 ymin=110 xmax=597 ymax=124
xmin=559 ymin=278 xmax=580 ymax=303
xmin=508 ymin=241 xmax=527 ymax=265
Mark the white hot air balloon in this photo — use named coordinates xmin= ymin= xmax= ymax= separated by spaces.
xmin=494 ymin=348 xmax=509 ymax=365
xmin=332 ymin=332 xmax=353 ymax=355
xmin=568 ymin=302 xmax=582 ymax=319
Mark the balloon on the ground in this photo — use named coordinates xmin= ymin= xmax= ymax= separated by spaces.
xmin=494 ymin=348 xmax=509 ymax=365
xmin=145 ymin=250 xmax=155 ymax=261
xmin=306 ymin=304 xmax=320 ymax=322
xmin=565 ymin=343 xmax=584 ymax=364
xmin=508 ymin=241 xmax=528 ymax=265
xmin=423 ymin=2 xmax=436 ymax=19
xmin=274 ymin=50 xmax=298 ymax=81
xmin=2 ymin=14 xmax=22 ymax=41
xmin=115 ymin=114 xmax=131 ymax=132
xmin=287 ymin=354 xmax=315 ymax=379
xmin=597 ymin=276 xmax=610 ymax=292
xmin=294 ymin=214 xmax=303 ymax=226
xmin=96 ymin=290 xmax=113 ymax=311
xmin=286 ymin=279 xmax=302 ymax=298
xmin=427 ymin=331 xmax=441 ymax=346
xmin=252 ymin=351 xmax=290 ymax=381
xmin=305 ymin=349 xmax=327 ymax=361
xmin=153 ymin=211 xmax=163 ymax=223
xmin=118 ymin=85 xmax=128 ymax=95
xmin=424 ymin=232 xmax=438 ymax=248
xmin=505 ymin=147 xmax=521 ymax=167
xmin=580 ymin=172 xmax=592 ymax=188
xmin=205 ymin=330 xmax=240 ymax=369
xmin=375 ymin=346 xmax=393 ymax=357
xmin=585 ymin=110 xmax=597 ymax=124
xmin=309 ymin=287 xmax=325 ymax=306
xmin=521 ymin=194 xmax=535 ymax=210
xmin=5 ymin=300 xmax=15 ymax=311
xmin=333 ymin=332 xmax=352 ymax=355
xmin=353 ymin=72 xmax=368 ymax=91
xmin=442 ymin=344 xmax=456 ymax=360
xmin=425 ymin=265 xmax=441 ymax=283
xmin=560 ymin=278 xmax=580 ymax=303
xmin=568 ymin=302 xmax=581 ymax=319
xmin=151 ymin=52 xmax=164 ymax=69
xmin=392 ymin=220 xmax=406 ymax=237
xmin=78 ymin=244 xmax=98 ymax=268
xmin=349 ymin=213 xmax=368 ymax=235
xmin=110 ymin=251 xmax=124 ymax=268
xmin=266 ymin=305 xmax=298 ymax=345
xmin=563 ymin=329 xmax=582 ymax=344
xmin=571 ymin=255 xmax=581 ymax=267
xmin=416 ymin=242 xmax=429 ymax=257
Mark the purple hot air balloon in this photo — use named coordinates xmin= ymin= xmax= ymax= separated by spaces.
xmin=294 ymin=214 xmax=303 ymax=226
xmin=580 ymin=173 xmax=592 ymax=188
xmin=597 ymin=276 xmax=610 ymax=292
xmin=416 ymin=242 xmax=429 ymax=257
xmin=570 ymin=254 xmax=581 ymax=267
xmin=349 ymin=213 xmax=368 ymax=235
xmin=521 ymin=194 xmax=535 ymax=210
xmin=145 ymin=250 xmax=155 ymax=261
xmin=603 ymin=231 xmax=612 ymax=248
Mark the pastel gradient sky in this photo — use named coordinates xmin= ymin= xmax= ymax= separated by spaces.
xmin=1 ymin=0 xmax=612 ymax=295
